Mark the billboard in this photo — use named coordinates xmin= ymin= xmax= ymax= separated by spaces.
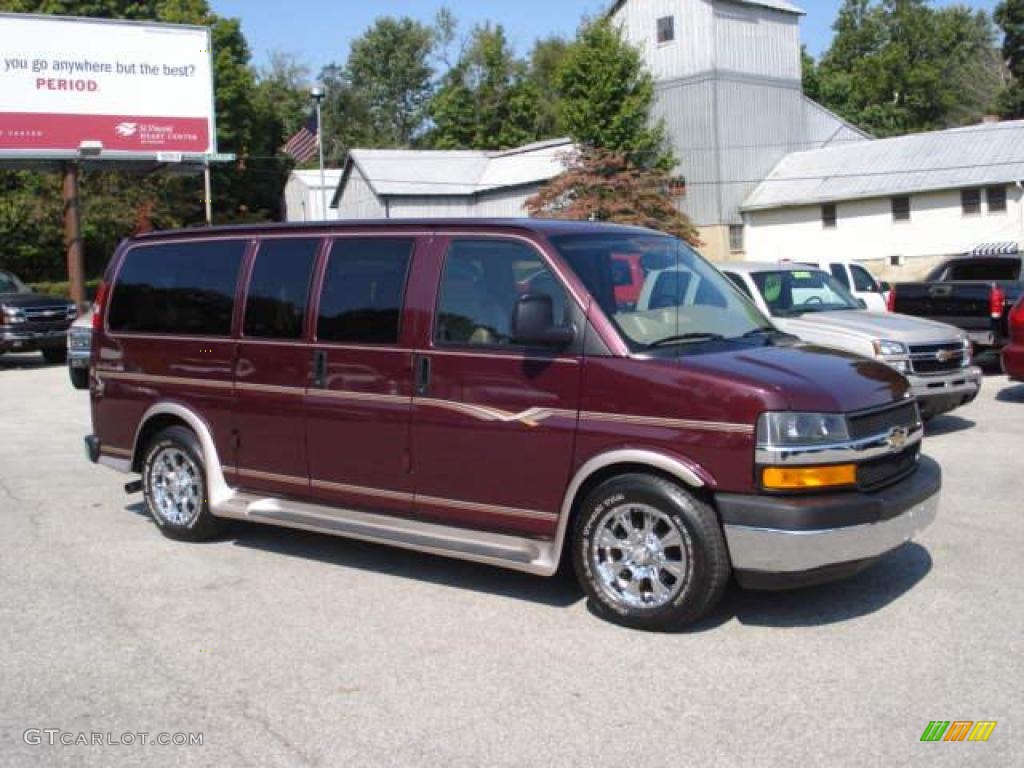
xmin=0 ymin=14 xmax=216 ymax=157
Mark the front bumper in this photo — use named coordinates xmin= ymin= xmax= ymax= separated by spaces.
xmin=907 ymin=366 xmax=982 ymax=417
xmin=718 ymin=456 xmax=941 ymax=588
xmin=1 ymin=327 xmax=68 ymax=352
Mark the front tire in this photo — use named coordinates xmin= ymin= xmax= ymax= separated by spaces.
xmin=68 ymin=366 xmax=89 ymax=390
xmin=572 ymin=473 xmax=731 ymax=631
xmin=142 ymin=426 xmax=225 ymax=541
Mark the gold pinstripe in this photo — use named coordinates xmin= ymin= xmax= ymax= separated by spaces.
xmin=97 ymin=374 xmax=751 ymax=432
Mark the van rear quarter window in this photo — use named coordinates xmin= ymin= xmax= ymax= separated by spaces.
xmin=244 ymin=238 xmax=319 ymax=339
xmin=108 ymin=240 xmax=245 ymax=335
xmin=316 ymin=238 xmax=413 ymax=344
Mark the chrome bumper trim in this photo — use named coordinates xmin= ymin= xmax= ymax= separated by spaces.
xmin=723 ymin=489 xmax=939 ymax=573
xmin=908 ymin=367 xmax=983 ymax=399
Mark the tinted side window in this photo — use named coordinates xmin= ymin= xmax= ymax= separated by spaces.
xmin=947 ymin=259 xmax=1022 ymax=281
xmin=850 ymin=264 xmax=879 ymax=293
xmin=108 ymin=240 xmax=245 ymax=335
xmin=436 ymin=239 xmax=568 ymax=347
xmin=244 ymin=238 xmax=319 ymax=339
xmin=829 ymin=263 xmax=851 ymax=289
xmin=317 ymin=239 xmax=413 ymax=344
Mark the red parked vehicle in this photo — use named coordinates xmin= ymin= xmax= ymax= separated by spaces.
xmin=1002 ymin=296 xmax=1024 ymax=381
xmin=85 ymin=220 xmax=940 ymax=630
xmin=611 ymin=253 xmax=645 ymax=309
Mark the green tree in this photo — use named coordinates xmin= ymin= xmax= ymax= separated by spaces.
xmin=345 ymin=16 xmax=437 ymax=146
xmin=801 ymin=45 xmax=821 ymax=102
xmin=815 ymin=0 xmax=1004 ymax=136
xmin=557 ymin=18 xmax=671 ymax=168
xmin=996 ymin=0 xmax=1024 ymax=117
xmin=528 ymin=36 xmax=571 ymax=137
xmin=428 ymin=23 xmax=541 ymax=150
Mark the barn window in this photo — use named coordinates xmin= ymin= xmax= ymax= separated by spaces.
xmin=961 ymin=188 xmax=982 ymax=216
xmin=729 ymin=225 xmax=745 ymax=253
xmin=822 ymin=203 xmax=838 ymax=229
xmin=986 ymin=185 xmax=1007 ymax=213
xmin=657 ymin=16 xmax=675 ymax=44
xmin=668 ymin=176 xmax=687 ymax=199
xmin=891 ymin=196 xmax=911 ymax=222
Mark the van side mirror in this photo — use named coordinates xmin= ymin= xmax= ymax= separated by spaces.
xmin=512 ymin=294 xmax=575 ymax=347
xmin=879 ymin=281 xmax=892 ymax=293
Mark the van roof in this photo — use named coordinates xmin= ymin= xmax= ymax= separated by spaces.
xmin=130 ymin=218 xmax=661 ymax=242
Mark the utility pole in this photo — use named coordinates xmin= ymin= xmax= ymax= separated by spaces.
xmin=311 ymin=85 xmax=327 ymax=220
xmin=62 ymin=161 xmax=86 ymax=310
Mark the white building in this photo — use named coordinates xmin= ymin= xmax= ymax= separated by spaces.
xmin=610 ymin=0 xmax=868 ymax=261
xmin=284 ymin=170 xmax=344 ymax=222
xmin=328 ymin=138 xmax=573 ymax=220
xmin=742 ymin=120 xmax=1024 ymax=277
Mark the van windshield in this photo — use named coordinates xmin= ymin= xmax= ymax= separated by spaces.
xmin=0 ymin=270 xmax=31 ymax=295
xmin=551 ymin=234 xmax=773 ymax=351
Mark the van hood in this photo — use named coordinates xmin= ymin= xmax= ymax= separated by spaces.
xmin=677 ymin=341 xmax=909 ymax=413
xmin=779 ymin=310 xmax=966 ymax=344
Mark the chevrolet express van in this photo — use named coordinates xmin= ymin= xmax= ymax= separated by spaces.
xmin=85 ymin=220 xmax=940 ymax=630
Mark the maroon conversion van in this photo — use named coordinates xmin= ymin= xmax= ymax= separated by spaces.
xmin=85 ymin=220 xmax=940 ymax=629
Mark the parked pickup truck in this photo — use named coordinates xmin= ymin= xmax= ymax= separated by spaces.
xmin=890 ymin=254 xmax=1023 ymax=350
xmin=719 ymin=262 xmax=982 ymax=420
xmin=0 ymin=269 xmax=77 ymax=363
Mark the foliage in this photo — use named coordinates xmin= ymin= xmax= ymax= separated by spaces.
xmin=346 ymin=16 xmax=437 ymax=146
xmin=428 ymin=24 xmax=543 ymax=150
xmin=557 ymin=18 xmax=671 ymax=168
xmin=813 ymin=0 xmax=1005 ymax=137
xmin=997 ymin=0 xmax=1024 ymax=118
xmin=28 ymin=279 xmax=103 ymax=299
xmin=525 ymin=148 xmax=700 ymax=245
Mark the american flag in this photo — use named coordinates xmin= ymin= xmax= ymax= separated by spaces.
xmin=282 ymin=113 xmax=320 ymax=163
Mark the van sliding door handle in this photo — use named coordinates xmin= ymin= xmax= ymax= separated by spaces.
xmin=313 ymin=350 xmax=327 ymax=389
xmin=415 ymin=355 xmax=431 ymax=397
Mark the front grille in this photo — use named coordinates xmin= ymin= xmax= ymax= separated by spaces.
xmin=21 ymin=305 xmax=71 ymax=322
xmin=909 ymin=341 xmax=966 ymax=376
xmin=858 ymin=444 xmax=921 ymax=491
xmin=847 ymin=401 xmax=920 ymax=440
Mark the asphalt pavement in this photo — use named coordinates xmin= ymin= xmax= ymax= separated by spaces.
xmin=0 ymin=353 xmax=1020 ymax=767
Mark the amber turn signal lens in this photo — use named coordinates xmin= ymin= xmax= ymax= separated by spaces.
xmin=762 ymin=464 xmax=857 ymax=490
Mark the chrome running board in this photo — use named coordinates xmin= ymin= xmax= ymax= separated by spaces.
xmin=213 ymin=492 xmax=559 ymax=576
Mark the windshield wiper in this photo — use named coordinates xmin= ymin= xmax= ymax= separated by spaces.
xmin=648 ymin=333 xmax=726 ymax=349
xmin=739 ymin=327 xmax=777 ymax=338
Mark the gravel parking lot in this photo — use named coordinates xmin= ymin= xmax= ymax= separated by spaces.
xmin=0 ymin=355 xmax=1020 ymax=767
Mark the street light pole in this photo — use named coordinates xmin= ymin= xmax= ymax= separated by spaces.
xmin=311 ymin=85 xmax=327 ymax=220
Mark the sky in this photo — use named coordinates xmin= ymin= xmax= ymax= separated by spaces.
xmin=210 ymin=0 xmax=1004 ymax=77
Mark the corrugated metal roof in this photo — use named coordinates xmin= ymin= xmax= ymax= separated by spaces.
xmin=609 ymin=0 xmax=804 ymax=17
xmin=742 ymin=120 xmax=1024 ymax=211
xmin=342 ymin=138 xmax=572 ymax=199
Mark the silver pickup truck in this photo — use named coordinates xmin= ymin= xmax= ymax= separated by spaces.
xmin=718 ymin=263 xmax=982 ymax=420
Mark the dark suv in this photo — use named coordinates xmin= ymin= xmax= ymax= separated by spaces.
xmin=0 ymin=270 xmax=77 ymax=363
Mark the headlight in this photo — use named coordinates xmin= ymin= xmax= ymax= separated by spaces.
xmin=961 ymin=337 xmax=972 ymax=366
xmin=2 ymin=306 xmax=25 ymax=324
xmin=872 ymin=339 xmax=907 ymax=357
xmin=757 ymin=412 xmax=850 ymax=447
xmin=68 ymin=328 xmax=92 ymax=350
xmin=66 ymin=305 xmax=78 ymax=321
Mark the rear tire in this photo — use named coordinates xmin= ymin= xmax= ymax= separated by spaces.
xmin=572 ymin=473 xmax=731 ymax=631
xmin=42 ymin=347 xmax=67 ymax=364
xmin=142 ymin=426 xmax=225 ymax=541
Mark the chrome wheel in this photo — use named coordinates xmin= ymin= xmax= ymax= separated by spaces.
xmin=590 ymin=503 xmax=691 ymax=610
xmin=148 ymin=446 xmax=203 ymax=527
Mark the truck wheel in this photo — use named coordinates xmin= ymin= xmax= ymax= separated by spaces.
xmin=572 ymin=473 xmax=731 ymax=631
xmin=42 ymin=347 xmax=67 ymax=364
xmin=142 ymin=426 xmax=225 ymax=541
xmin=68 ymin=366 xmax=89 ymax=390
